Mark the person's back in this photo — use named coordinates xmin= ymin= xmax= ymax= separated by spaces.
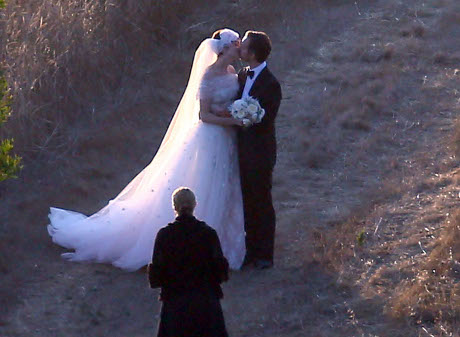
xmin=150 ymin=214 xmax=228 ymax=300
xmin=148 ymin=187 xmax=229 ymax=337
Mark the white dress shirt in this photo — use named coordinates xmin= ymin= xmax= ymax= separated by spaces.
xmin=242 ymin=61 xmax=267 ymax=98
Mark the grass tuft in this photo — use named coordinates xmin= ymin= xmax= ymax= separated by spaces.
xmin=389 ymin=211 xmax=460 ymax=327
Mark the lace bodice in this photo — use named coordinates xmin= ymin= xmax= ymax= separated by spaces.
xmin=199 ymin=73 xmax=239 ymax=113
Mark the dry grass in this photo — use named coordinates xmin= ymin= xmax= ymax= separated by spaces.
xmin=0 ymin=0 xmax=212 ymax=155
xmin=290 ymin=0 xmax=460 ymax=171
xmin=290 ymin=34 xmax=400 ymax=169
xmin=453 ymin=120 xmax=460 ymax=157
xmin=389 ymin=211 xmax=460 ymax=330
xmin=314 ymin=176 xmax=460 ymax=334
xmin=311 ymin=175 xmax=405 ymax=273
xmin=298 ymin=1 xmax=460 ymax=335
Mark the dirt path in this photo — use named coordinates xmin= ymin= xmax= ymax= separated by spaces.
xmin=1 ymin=0 xmax=459 ymax=336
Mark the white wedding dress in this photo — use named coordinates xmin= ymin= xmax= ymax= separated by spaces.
xmin=48 ymin=38 xmax=245 ymax=271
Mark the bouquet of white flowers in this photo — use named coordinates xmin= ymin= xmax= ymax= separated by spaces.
xmin=228 ymin=96 xmax=265 ymax=127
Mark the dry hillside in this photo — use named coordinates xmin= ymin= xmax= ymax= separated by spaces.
xmin=0 ymin=0 xmax=459 ymax=336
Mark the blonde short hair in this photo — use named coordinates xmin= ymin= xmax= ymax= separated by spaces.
xmin=172 ymin=187 xmax=197 ymax=215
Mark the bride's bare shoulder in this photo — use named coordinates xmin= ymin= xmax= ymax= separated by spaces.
xmin=227 ymin=65 xmax=236 ymax=74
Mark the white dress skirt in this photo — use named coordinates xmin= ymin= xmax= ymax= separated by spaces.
xmin=48 ymin=73 xmax=245 ymax=270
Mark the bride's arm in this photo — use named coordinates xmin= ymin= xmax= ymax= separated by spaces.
xmin=199 ymin=98 xmax=242 ymax=126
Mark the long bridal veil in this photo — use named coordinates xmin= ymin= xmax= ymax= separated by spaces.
xmin=48 ymin=38 xmax=245 ymax=270
xmin=101 ymin=39 xmax=218 ymax=204
xmin=154 ymin=39 xmax=217 ymax=153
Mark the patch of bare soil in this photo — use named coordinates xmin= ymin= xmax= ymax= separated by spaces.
xmin=1 ymin=0 xmax=459 ymax=336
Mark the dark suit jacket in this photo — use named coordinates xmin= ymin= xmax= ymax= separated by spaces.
xmin=237 ymin=66 xmax=282 ymax=171
xmin=148 ymin=214 xmax=229 ymax=301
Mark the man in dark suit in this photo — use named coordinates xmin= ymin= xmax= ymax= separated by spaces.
xmin=237 ymin=31 xmax=282 ymax=269
xmin=148 ymin=187 xmax=229 ymax=337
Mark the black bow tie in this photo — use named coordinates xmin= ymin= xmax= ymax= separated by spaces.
xmin=247 ymin=70 xmax=255 ymax=79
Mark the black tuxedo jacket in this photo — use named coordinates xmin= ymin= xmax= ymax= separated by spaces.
xmin=237 ymin=66 xmax=282 ymax=171
xmin=148 ymin=215 xmax=229 ymax=301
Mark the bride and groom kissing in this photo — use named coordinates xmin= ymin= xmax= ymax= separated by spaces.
xmin=47 ymin=28 xmax=282 ymax=271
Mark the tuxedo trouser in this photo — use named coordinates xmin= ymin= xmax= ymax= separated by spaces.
xmin=239 ymin=163 xmax=276 ymax=263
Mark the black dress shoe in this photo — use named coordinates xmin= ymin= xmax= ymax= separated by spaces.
xmin=253 ymin=259 xmax=273 ymax=270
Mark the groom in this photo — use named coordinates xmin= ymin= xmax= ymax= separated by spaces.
xmin=237 ymin=31 xmax=282 ymax=269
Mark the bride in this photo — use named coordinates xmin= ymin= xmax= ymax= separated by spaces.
xmin=48 ymin=29 xmax=245 ymax=271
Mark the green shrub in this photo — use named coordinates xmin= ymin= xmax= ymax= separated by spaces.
xmin=0 ymin=139 xmax=21 ymax=181
xmin=0 ymin=71 xmax=22 ymax=182
xmin=0 ymin=76 xmax=11 ymax=123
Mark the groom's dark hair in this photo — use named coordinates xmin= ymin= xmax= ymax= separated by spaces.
xmin=244 ymin=31 xmax=272 ymax=63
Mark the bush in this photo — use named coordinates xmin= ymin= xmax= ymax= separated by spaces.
xmin=0 ymin=0 xmax=22 ymax=182
xmin=0 ymin=138 xmax=21 ymax=181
